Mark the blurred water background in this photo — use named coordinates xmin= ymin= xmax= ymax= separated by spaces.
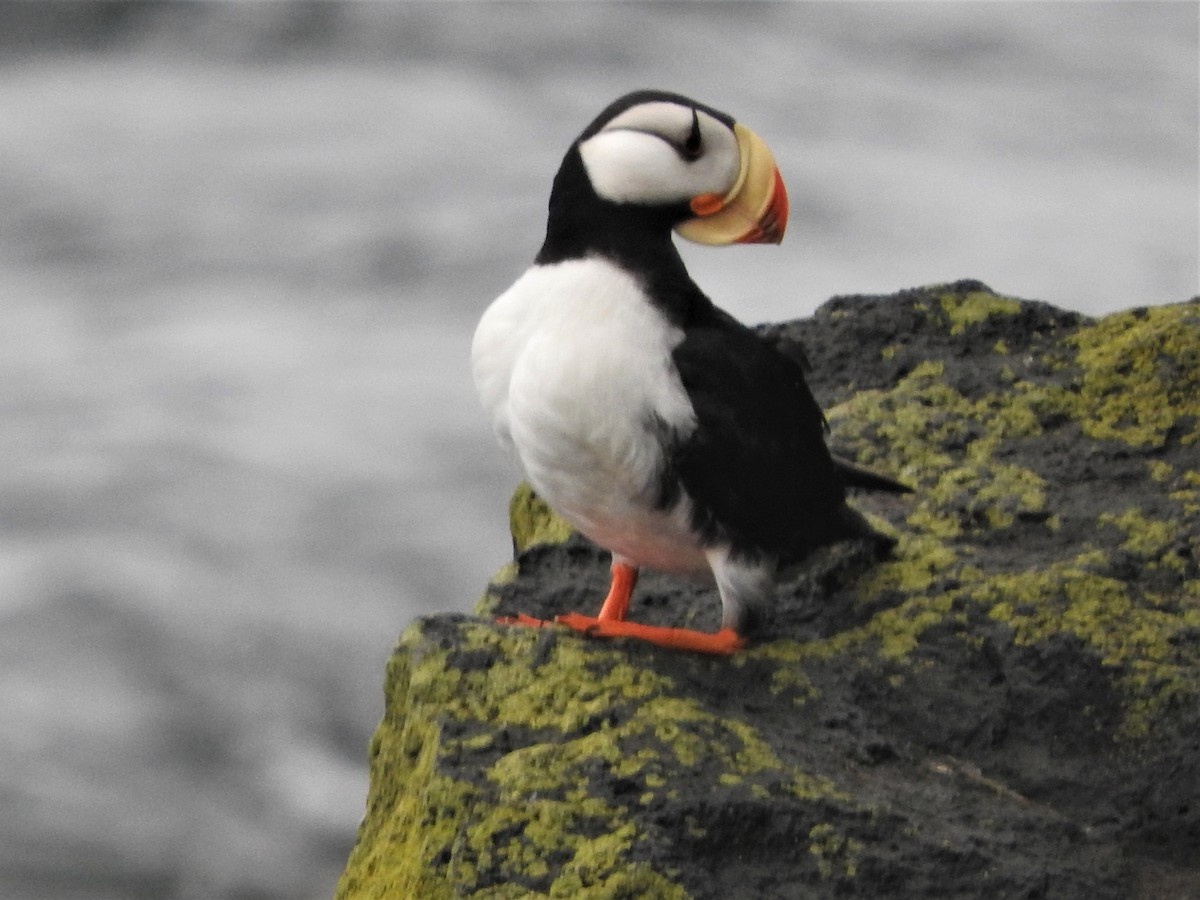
xmin=0 ymin=2 xmax=1195 ymax=898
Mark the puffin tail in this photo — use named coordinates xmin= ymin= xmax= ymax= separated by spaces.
xmin=835 ymin=504 xmax=899 ymax=555
xmin=832 ymin=454 xmax=913 ymax=495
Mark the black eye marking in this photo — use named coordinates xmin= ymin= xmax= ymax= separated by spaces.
xmin=681 ymin=108 xmax=703 ymax=161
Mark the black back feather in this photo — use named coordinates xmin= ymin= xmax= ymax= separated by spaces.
xmin=663 ymin=303 xmax=865 ymax=566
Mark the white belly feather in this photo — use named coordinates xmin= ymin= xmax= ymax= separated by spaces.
xmin=471 ymin=258 xmax=707 ymax=574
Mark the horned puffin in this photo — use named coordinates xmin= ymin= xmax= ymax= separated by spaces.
xmin=472 ymin=90 xmax=908 ymax=655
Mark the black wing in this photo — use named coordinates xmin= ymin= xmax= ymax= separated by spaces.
xmin=666 ymin=306 xmax=854 ymax=563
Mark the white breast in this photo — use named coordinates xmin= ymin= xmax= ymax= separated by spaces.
xmin=471 ymin=257 xmax=707 ymax=573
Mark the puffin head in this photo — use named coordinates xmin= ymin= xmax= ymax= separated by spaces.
xmin=574 ymin=90 xmax=788 ymax=245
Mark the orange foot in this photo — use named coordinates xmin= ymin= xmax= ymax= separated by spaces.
xmin=497 ymin=612 xmax=744 ymax=655
xmin=495 ymin=560 xmax=745 ymax=655
xmin=554 ymin=613 xmax=745 ymax=655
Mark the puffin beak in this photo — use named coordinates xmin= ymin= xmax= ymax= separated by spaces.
xmin=675 ymin=123 xmax=789 ymax=246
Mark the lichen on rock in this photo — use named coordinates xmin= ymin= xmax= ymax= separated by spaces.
xmin=339 ymin=284 xmax=1200 ymax=899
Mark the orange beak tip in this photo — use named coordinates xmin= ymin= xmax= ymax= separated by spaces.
xmin=772 ymin=169 xmax=790 ymax=240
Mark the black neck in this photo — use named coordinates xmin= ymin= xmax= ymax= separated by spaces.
xmin=534 ymin=148 xmax=708 ymax=324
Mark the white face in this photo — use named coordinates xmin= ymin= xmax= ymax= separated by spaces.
xmin=578 ymin=101 xmax=741 ymax=207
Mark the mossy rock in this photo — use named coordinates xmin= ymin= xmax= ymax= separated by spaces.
xmin=339 ymin=283 xmax=1200 ymax=899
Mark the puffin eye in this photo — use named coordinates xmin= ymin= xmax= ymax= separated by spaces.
xmin=680 ymin=108 xmax=703 ymax=161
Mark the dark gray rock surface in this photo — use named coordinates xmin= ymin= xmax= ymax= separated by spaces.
xmin=340 ymin=283 xmax=1199 ymax=899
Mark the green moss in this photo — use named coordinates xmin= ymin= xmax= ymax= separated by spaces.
xmin=735 ymin=640 xmax=823 ymax=707
xmin=338 ymin=623 xmax=681 ymax=898
xmin=336 ymin=629 xmax=472 ymax=900
xmin=818 ymin=299 xmax=1200 ymax=739
xmin=1173 ymin=470 xmax=1200 ymax=516
xmin=1067 ymin=304 xmax=1200 ymax=448
xmin=978 ymin=556 xmax=1200 ymax=739
xmin=857 ymin=533 xmax=958 ymax=595
xmin=1148 ymin=460 xmax=1173 ymax=483
xmin=341 ymin=620 xmax=855 ymax=898
xmin=1099 ymin=508 xmax=1187 ymax=572
xmin=937 ymin=289 xmax=1022 ymax=335
xmin=830 ymin=362 xmax=1047 ymax=544
xmin=800 ymin=508 xmax=1196 ymax=739
xmin=808 ymin=822 xmax=862 ymax=880
xmin=549 ymin=862 xmax=689 ymax=899
xmin=870 ymin=591 xmax=964 ymax=662
xmin=770 ymin=660 xmax=820 ymax=703
xmin=509 ymin=481 xmax=575 ymax=553
xmin=468 ymin=747 xmax=644 ymax=897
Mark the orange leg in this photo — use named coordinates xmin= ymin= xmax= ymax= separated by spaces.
xmin=498 ymin=559 xmax=745 ymax=655
xmin=495 ymin=561 xmax=634 ymax=629
xmin=596 ymin=561 xmax=637 ymax=621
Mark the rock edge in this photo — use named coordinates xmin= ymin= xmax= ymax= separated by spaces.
xmin=339 ymin=282 xmax=1199 ymax=899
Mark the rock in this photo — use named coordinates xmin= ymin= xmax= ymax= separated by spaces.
xmin=337 ymin=283 xmax=1200 ymax=899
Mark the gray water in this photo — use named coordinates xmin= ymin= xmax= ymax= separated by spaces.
xmin=1 ymin=3 xmax=1195 ymax=898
